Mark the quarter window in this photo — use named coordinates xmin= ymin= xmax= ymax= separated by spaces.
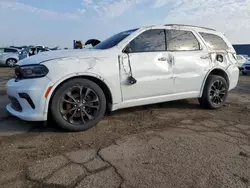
xmin=166 ymin=30 xmax=200 ymax=51
xmin=199 ymin=32 xmax=229 ymax=50
xmin=129 ymin=29 xmax=166 ymax=53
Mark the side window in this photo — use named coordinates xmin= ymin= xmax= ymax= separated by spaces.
xmin=4 ymin=48 xmax=17 ymax=53
xmin=129 ymin=29 xmax=166 ymax=53
xmin=199 ymin=32 xmax=229 ymax=50
xmin=166 ymin=30 xmax=200 ymax=51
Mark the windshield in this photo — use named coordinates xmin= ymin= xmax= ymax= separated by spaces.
xmin=94 ymin=28 xmax=138 ymax=50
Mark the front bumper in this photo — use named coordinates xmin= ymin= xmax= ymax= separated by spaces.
xmin=6 ymin=77 xmax=53 ymax=121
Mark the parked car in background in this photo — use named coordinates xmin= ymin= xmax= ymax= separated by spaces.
xmin=242 ymin=54 xmax=249 ymax=59
xmin=10 ymin=45 xmax=28 ymax=50
xmin=18 ymin=47 xmax=29 ymax=60
xmin=28 ymin=45 xmax=51 ymax=56
xmin=0 ymin=47 xmax=20 ymax=67
xmin=241 ymin=61 xmax=250 ymax=75
xmin=6 ymin=24 xmax=239 ymax=131
xmin=236 ymin=55 xmax=248 ymax=69
xmin=19 ymin=46 xmax=51 ymax=60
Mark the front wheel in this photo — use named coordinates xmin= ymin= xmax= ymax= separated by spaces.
xmin=199 ymin=75 xmax=228 ymax=109
xmin=50 ymin=78 xmax=106 ymax=132
xmin=6 ymin=58 xmax=17 ymax=67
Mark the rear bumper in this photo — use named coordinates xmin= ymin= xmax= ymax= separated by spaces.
xmin=227 ymin=64 xmax=239 ymax=91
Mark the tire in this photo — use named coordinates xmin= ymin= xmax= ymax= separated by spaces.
xmin=242 ymin=72 xmax=247 ymax=75
xmin=50 ymin=78 xmax=106 ymax=132
xmin=199 ymin=75 xmax=228 ymax=109
xmin=6 ymin=58 xmax=17 ymax=67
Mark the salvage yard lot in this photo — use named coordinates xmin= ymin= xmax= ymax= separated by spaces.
xmin=0 ymin=67 xmax=250 ymax=188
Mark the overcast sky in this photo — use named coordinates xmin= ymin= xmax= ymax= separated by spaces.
xmin=0 ymin=0 xmax=249 ymax=48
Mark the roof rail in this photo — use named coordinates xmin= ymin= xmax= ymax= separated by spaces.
xmin=164 ymin=24 xmax=216 ymax=31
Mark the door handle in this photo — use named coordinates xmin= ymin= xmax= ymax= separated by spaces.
xmin=158 ymin=57 xmax=167 ymax=61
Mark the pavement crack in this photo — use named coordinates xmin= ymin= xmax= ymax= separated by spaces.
xmin=97 ymin=148 xmax=125 ymax=188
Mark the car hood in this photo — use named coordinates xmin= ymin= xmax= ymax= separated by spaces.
xmin=17 ymin=48 xmax=111 ymax=66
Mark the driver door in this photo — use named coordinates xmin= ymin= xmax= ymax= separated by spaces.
xmin=119 ymin=29 xmax=175 ymax=101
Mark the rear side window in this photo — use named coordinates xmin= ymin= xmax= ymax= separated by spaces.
xmin=129 ymin=29 xmax=166 ymax=52
xmin=199 ymin=32 xmax=229 ymax=50
xmin=166 ymin=30 xmax=200 ymax=51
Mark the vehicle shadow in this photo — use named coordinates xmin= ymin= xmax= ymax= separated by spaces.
xmin=0 ymin=99 xmax=202 ymax=134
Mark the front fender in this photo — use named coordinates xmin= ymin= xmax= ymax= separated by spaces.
xmin=43 ymin=72 xmax=114 ymax=114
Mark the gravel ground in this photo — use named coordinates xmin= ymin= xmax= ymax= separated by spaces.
xmin=0 ymin=68 xmax=249 ymax=187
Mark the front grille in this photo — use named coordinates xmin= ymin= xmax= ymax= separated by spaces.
xmin=8 ymin=96 xmax=22 ymax=112
xmin=245 ymin=67 xmax=250 ymax=70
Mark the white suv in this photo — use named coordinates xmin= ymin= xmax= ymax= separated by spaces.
xmin=6 ymin=24 xmax=239 ymax=131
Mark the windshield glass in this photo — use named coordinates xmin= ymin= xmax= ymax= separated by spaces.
xmin=94 ymin=28 xmax=138 ymax=50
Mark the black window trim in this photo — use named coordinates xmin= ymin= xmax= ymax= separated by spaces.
xmin=122 ymin=28 xmax=202 ymax=54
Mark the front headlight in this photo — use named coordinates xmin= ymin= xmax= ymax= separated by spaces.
xmin=15 ymin=64 xmax=49 ymax=80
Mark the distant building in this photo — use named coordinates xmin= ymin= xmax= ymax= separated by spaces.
xmin=233 ymin=44 xmax=250 ymax=56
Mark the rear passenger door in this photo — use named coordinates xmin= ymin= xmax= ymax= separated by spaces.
xmin=166 ymin=29 xmax=210 ymax=95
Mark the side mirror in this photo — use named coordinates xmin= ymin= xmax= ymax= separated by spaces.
xmin=127 ymin=76 xmax=137 ymax=85
xmin=123 ymin=45 xmax=132 ymax=54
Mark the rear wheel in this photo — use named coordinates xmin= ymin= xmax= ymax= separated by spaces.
xmin=6 ymin=58 xmax=17 ymax=67
xmin=50 ymin=78 xmax=106 ymax=131
xmin=199 ymin=75 xmax=228 ymax=109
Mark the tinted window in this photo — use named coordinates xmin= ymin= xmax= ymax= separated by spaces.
xmin=129 ymin=29 xmax=166 ymax=52
xmin=199 ymin=32 xmax=229 ymax=50
xmin=94 ymin=29 xmax=138 ymax=50
xmin=4 ymin=48 xmax=18 ymax=53
xmin=166 ymin=30 xmax=200 ymax=51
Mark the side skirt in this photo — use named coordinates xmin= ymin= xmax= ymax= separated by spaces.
xmin=111 ymin=91 xmax=200 ymax=111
